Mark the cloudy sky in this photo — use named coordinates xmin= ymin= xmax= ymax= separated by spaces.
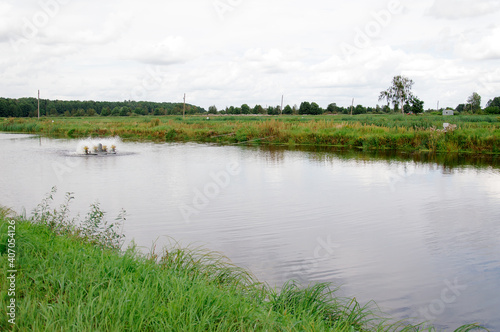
xmin=1 ymin=0 xmax=499 ymax=110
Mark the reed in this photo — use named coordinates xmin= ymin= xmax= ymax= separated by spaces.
xmin=0 ymin=115 xmax=499 ymax=153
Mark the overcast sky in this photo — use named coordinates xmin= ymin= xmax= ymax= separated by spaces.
xmin=1 ymin=0 xmax=499 ymax=110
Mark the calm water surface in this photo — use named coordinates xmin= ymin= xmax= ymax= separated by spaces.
xmin=1 ymin=133 xmax=500 ymax=330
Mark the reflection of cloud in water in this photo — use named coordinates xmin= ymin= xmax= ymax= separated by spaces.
xmin=483 ymin=173 xmax=500 ymax=200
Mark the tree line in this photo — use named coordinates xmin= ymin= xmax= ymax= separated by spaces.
xmin=376 ymin=76 xmax=500 ymax=115
xmin=455 ymin=93 xmax=500 ymax=115
xmin=2 ymin=76 xmax=499 ymax=118
xmin=0 ymin=98 xmax=206 ymax=118
xmin=209 ymin=76 xmax=499 ymax=116
xmin=207 ymin=103 xmax=412 ymax=115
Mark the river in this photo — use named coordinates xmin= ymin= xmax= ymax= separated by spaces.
xmin=1 ymin=133 xmax=499 ymax=330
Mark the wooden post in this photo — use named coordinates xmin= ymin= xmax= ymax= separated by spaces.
xmin=351 ymin=98 xmax=354 ymax=115
xmin=37 ymin=90 xmax=40 ymax=119
xmin=281 ymin=95 xmax=284 ymax=115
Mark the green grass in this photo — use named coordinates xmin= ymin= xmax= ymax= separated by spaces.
xmin=0 ymin=196 xmax=489 ymax=331
xmin=1 ymin=114 xmax=499 ymax=153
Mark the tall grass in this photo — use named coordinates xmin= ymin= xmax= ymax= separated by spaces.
xmin=1 ymin=115 xmax=498 ymax=153
xmin=0 ymin=194 xmax=488 ymax=331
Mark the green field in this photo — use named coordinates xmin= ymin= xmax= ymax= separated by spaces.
xmin=0 ymin=199 xmax=487 ymax=331
xmin=1 ymin=114 xmax=499 ymax=153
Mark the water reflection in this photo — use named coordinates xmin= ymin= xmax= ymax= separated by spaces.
xmin=241 ymin=144 xmax=500 ymax=171
xmin=1 ymin=134 xmax=500 ymax=330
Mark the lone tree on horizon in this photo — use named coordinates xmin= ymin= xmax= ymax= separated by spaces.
xmin=467 ymin=92 xmax=481 ymax=113
xmin=379 ymin=75 xmax=415 ymax=114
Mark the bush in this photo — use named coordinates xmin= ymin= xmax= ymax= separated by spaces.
xmin=31 ymin=187 xmax=125 ymax=249
xmin=485 ymin=106 xmax=500 ymax=114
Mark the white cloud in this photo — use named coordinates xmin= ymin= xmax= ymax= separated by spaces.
xmin=0 ymin=2 xmax=15 ymax=41
xmin=426 ymin=0 xmax=500 ymax=19
xmin=243 ymin=48 xmax=303 ymax=74
xmin=455 ymin=25 xmax=500 ymax=60
xmin=131 ymin=36 xmax=193 ymax=65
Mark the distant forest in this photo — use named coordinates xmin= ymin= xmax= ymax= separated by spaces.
xmin=0 ymin=98 xmax=206 ymax=117
xmin=2 ymin=95 xmax=500 ymax=118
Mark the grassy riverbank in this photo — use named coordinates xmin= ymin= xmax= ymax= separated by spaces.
xmin=0 ymin=199 xmax=487 ymax=331
xmin=1 ymin=114 xmax=499 ymax=153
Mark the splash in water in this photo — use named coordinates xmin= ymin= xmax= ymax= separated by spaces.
xmin=76 ymin=137 xmax=121 ymax=155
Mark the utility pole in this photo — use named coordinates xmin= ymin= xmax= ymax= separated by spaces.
xmin=183 ymin=93 xmax=186 ymax=118
xmin=281 ymin=95 xmax=284 ymax=115
xmin=37 ymin=90 xmax=40 ymax=119
xmin=350 ymin=98 xmax=354 ymax=115
xmin=437 ymin=101 xmax=440 ymax=112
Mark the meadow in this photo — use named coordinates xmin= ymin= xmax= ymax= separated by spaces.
xmin=0 ymin=198 xmax=487 ymax=331
xmin=1 ymin=114 xmax=499 ymax=153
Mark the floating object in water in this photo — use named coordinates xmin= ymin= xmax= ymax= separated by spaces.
xmin=77 ymin=137 xmax=120 ymax=155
